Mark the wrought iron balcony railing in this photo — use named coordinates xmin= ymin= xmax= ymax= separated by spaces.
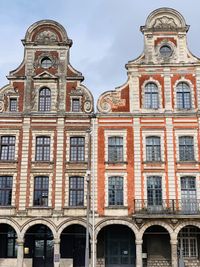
xmin=134 ymin=199 xmax=200 ymax=215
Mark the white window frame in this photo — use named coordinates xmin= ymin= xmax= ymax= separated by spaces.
xmin=104 ymin=130 xmax=127 ymax=163
xmin=105 ymin=172 xmax=127 ymax=207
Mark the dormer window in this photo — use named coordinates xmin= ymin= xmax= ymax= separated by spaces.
xmin=9 ymin=98 xmax=17 ymax=112
xmin=159 ymin=45 xmax=172 ymax=58
xmin=72 ymin=98 xmax=80 ymax=112
xmin=41 ymin=57 xmax=52 ymax=69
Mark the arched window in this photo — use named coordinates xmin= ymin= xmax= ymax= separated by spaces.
xmin=144 ymin=83 xmax=159 ymax=109
xmin=176 ymin=82 xmax=191 ymax=109
xmin=39 ymin=88 xmax=51 ymax=111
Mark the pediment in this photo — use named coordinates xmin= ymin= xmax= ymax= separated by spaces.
xmin=33 ymin=71 xmax=58 ymax=80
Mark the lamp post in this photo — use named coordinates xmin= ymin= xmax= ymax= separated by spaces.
xmin=85 ymin=127 xmax=91 ymax=267
xmin=85 ymin=171 xmax=90 ymax=267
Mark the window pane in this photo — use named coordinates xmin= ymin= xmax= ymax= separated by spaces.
xmin=179 ymin=136 xmax=194 ymax=161
xmin=39 ymin=88 xmax=51 ymax=111
xmin=69 ymin=176 xmax=84 ymax=206
xmin=176 ymin=82 xmax=191 ymax=109
xmin=144 ymin=83 xmax=159 ymax=109
xmin=36 ymin=136 xmax=50 ymax=161
xmin=70 ymin=137 xmax=85 ymax=161
xmin=108 ymin=176 xmax=123 ymax=206
xmin=9 ymin=99 xmax=17 ymax=112
xmin=0 ymin=136 xmax=15 ymax=160
xmin=147 ymin=176 xmax=162 ymax=206
xmin=34 ymin=176 xmax=49 ymax=206
xmin=146 ymin=136 xmax=161 ymax=162
xmin=0 ymin=176 xmax=12 ymax=206
xmin=108 ymin=137 xmax=123 ymax=162
xmin=72 ymin=99 xmax=80 ymax=112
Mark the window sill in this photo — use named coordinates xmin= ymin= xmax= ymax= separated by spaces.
xmin=32 ymin=161 xmax=54 ymax=164
xmin=176 ymin=161 xmax=197 ymax=164
xmin=67 ymin=161 xmax=88 ymax=164
xmin=0 ymin=205 xmax=15 ymax=208
xmin=105 ymin=161 xmax=128 ymax=165
xmin=29 ymin=206 xmax=52 ymax=209
xmin=105 ymin=206 xmax=127 ymax=209
xmin=0 ymin=160 xmax=17 ymax=163
xmin=64 ymin=206 xmax=86 ymax=209
xmin=143 ymin=161 xmax=165 ymax=164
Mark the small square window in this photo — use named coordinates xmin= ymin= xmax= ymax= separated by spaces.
xmin=9 ymin=98 xmax=17 ymax=112
xmin=72 ymin=99 xmax=80 ymax=112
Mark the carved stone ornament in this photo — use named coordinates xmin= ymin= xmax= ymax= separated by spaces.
xmin=84 ymin=100 xmax=92 ymax=113
xmin=152 ymin=16 xmax=178 ymax=30
xmin=35 ymin=30 xmax=58 ymax=44
xmin=99 ymin=91 xmax=126 ymax=113
xmin=0 ymin=101 xmax=4 ymax=112
xmin=70 ymin=88 xmax=83 ymax=96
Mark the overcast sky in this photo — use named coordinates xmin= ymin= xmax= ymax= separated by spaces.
xmin=0 ymin=0 xmax=200 ymax=103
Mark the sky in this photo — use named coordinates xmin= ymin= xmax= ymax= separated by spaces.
xmin=0 ymin=0 xmax=200 ymax=104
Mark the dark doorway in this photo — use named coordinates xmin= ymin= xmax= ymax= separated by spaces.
xmin=60 ymin=224 xmax=88 ymax=267
xmin=142 ymin=225 xmax=171 ymax=267
xmin=97 ymin=225 xmax=136 ymax=267
xmin=24 ymin=224 xmax=54 ymax=267
xmin=0 ymin=224 xmax=17 ymax=258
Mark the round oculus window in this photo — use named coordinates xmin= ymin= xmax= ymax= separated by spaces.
xmin=159 ymin=45 xmax=172 ymax=57
xmin=41 ymin=57 xmax=53 ymax=68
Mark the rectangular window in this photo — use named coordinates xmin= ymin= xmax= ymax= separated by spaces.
xmin=33 ymin=176 xmax=49 ymax=206
xmin=72 ymin=99 xmax=80 ymax=112
xmin=0 ymin=136 xmax=15 ymax=161
xmin=35 ymin=136 xmax=50 ymax=161
xmin=0 ymin=176 xmax=12 ymax=206
xmin=181 ymin=176 xmax=197 ymax=214
xmin=69 ymin=176 xmax=84 ymax=206
xmin=108 ymin=137 xmax=123 ymax=162
xmin=147 ymin=176 xmax=162 ymax=206
xmin=108 ymin=176 xmax=123 ymax=206
xmin=146 ymin=136 xmax=161 ymax=162
xmin=9 ymin=98 xmax=17 ymax=112
xmin=178 ymin=227 xmax=198 ymax=258
xmin=70 ymin=137 xmax=85 ymax=161
xmin=179 ymin=136 xmax=194 ymax=161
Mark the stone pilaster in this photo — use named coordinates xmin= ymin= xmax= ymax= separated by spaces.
xmin=53 ymin=238 xmax=60 ymax=267
xmin=136 ymin=239 xmax=143 ymax=267
xmin=171 ymin=239 xmax=178 ymax=267
xmin=17 ymin=239 xmax=24 ymax=267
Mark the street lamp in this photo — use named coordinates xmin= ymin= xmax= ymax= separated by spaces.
xmin=85 ymin=170 xmax=90 ymax=267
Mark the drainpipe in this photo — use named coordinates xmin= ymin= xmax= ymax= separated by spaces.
xmin=92 ymin=117 xmax=96 ymax=267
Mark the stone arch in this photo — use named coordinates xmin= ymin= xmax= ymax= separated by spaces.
xmin=0 ymin=218 xmax=20 ymax=238
xmin=139 ymin=220 xmax=173 ymax=240
xmin=20 ymin=218 xmax=57 ymax=239
xmin=95 ymin=219 xmax=139 ymax=240
xmin=57 ymin=219 xmax=92 ymax=239
xmin=174 ymin=221 xmax=200 ymax=239
xmin=143 ymin=8 xmax=188 ymax=31
xmin=24 ymin=20 xmax=70 ymax=44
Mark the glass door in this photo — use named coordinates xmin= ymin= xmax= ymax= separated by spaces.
xmin=181 ymin=177 xmax=197 ymax=214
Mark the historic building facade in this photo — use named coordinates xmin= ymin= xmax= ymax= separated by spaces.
xmin=96 ymin=7 xmax=200 ymax=267
xmin=0 ymin=20 xmax=94 ymax=267
xmin=0 ymin=6 xmax=200 ymax=267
